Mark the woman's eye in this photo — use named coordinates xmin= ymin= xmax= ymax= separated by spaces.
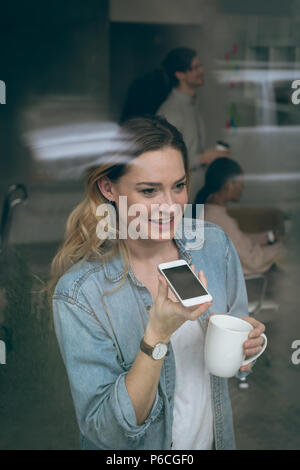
xmin=175 ymin=182 xmax=187 ymax=191
xmin=140 ymin=182 xmax=186 ymax=196
xmin=140 ymin=188 xmax=156 ymax=196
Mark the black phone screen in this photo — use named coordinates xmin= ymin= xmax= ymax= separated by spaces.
xmin=161 ymin=265 xmax=208 ymax=300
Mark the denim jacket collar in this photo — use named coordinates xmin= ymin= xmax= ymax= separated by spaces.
xmin=103 ymin=225 xmax=194 ymax=284
xmin=103 ymin=219 xmax=208 ymax=326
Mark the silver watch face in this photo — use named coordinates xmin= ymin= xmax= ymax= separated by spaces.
xmin=152 ymin=343 xmax=168 ymax=360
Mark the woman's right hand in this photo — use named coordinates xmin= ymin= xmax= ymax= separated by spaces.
xmin=145 ymin=268 xmax=212 ymax=344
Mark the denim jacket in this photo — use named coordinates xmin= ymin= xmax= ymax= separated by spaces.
xmin=52 ymin=220 xmax=250 ymax=450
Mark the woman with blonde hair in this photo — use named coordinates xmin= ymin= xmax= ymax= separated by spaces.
xmin=51 ymin=115 xmax=265 ymax=450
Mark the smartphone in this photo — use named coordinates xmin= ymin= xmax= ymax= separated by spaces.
xmin=158 ymin=259 xmax=212 ymax=307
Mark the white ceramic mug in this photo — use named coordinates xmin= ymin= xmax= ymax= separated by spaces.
xmin=204 ymin=314 xmax=267 ymax=378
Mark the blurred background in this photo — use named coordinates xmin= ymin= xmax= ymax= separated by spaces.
xmin=0 ymin=0 xmax=300 ymax=450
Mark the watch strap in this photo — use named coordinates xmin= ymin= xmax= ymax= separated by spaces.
xmin=140 ymin=338 xmax=155 ymax=357
xmin=140 ymin=337 xmax=169 ymax=358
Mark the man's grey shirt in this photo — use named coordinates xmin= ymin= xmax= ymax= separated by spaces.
xmin=157 ymin=88 xmax=206 ymax=170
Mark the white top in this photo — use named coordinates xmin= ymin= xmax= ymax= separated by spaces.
xmin=170 ymin=319 xmax=214 ymax=450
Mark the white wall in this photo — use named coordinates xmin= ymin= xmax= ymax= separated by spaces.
xmin=109 ymin=0 xmax=209 ymax=24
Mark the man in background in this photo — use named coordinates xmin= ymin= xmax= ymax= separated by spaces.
xmin=157 ymin=47 xmax=230 ymax=201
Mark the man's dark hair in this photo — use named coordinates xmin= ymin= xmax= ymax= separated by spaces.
xmin=120 ymin=69 xmax=170 ymax=123
xmin=162 ymin=47 xmax=197 ymax=88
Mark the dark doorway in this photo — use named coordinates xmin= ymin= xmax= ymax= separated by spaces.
xmin=109 ymin=22 xmax=203 ymax=120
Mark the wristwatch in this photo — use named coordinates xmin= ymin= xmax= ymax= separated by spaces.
xmin=140 ymin=337 xmax=169 ymax=360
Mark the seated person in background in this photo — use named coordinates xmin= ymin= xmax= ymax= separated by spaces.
xmin=194 ymin=158 xmax=286 ymax=275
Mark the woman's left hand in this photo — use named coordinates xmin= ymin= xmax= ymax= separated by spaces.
xmin=239 ymin=316 xmax=266 ymax=372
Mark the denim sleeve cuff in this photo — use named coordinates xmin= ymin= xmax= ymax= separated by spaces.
xmin=112 ymin=372 xmax=163 ymax=439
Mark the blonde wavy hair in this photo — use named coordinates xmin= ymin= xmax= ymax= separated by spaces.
xmin=48 ymin=115 xmax=190 ymax=304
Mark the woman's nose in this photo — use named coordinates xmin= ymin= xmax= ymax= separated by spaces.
xmin=160 ymin=191 xmax=175 ymax=207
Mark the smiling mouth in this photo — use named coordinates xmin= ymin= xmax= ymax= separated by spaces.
xmin=149 ymin=216 xmax=175 ymax=224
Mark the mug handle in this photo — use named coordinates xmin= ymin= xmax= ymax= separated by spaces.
xmin=241 ymin=333 xmax=267 ymax=366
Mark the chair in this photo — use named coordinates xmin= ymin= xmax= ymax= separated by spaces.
xmin=0 ymin=184 xmax=28 ymax=255
xmin=210 ymin=207 xmax=284 ymax=390
xmin=237 ymin=272 xmax=278 ymax=390
xmin=227 ymin=206 xmax=283 ymax=319
xmin=245 ymin=272 xmax=279 ymax=317
xmin=0 ymin=184 xmax=28 ymax=349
